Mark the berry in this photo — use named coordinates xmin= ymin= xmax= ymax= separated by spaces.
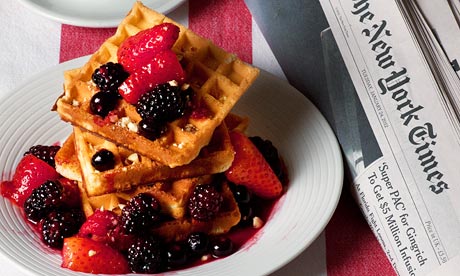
xmin=62 ymin=237 xmax=130 ymax=274
xmin=23 ymin=180 xmax=63 ymax=222
xmin=238 ymin=203 xmax=254 ymax=227
xmin=138 ymin=118 xmax=168 ymax=140
xmin=187 ymin=232 xmax=210 ymax=256
xmin=225 ymin=131 xmax=283 ymax=199
xmin=24 ymin=145 xmax=60 ymax=167
xmin=187 ymin=184 xmax=223 ymax=221
xmin=89 ymin=91 xmax=119 ymax=117
xmin=91 ymin=149 xmax=115 ymax=171
xmin=229 ymin=183 xmax=252 ymax=204
xmin=118 ymin=49 xmax=185 ymax=104
xmin=136 ymin=82 xmax=191 ymax=123
xmin=127 ymin=237 xmax=164 ymax=273
xmin=41 ymin=208 xmax=84 ymax=248
xmin=250 ymin=136 xmax=284 ymax=181
xmin=78 ymin=209 xmax=119 ymax=244
xmin=92 ymin=62 xmax=128 ymax=92
xmin=211 ymin=236 xmax=233 ymax=258
xmin=10 ymin=154 xmax=60 ymax=205
xmin=121 ymin=193 xmax=161 ymax=234
xmin=118 ymin=23 xmax=180 ymax=73
xmin=165 ymin=243 xmax=188 ymax=268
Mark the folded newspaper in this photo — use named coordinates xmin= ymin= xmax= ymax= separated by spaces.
xmin=319 ymin=0 xmax=460 ymax=275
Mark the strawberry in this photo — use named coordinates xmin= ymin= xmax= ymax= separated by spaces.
xmin=62 ymin=237 xmax=130 ymax=274
xmin=118 ymin=22 xmax=180 ymax=72
xmin=78 ymin=209 xmax=135 ymax=251
xmin=225 ymin=131 xmax=283 ymax=199
xmin=118 ymin=49 xmax=185 ymax=104
xmin=9 ymin=154 xmax=60 ymax=206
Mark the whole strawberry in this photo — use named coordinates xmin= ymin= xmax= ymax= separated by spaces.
xmin=118 ymin=49 xmax=185 ymax=104
xmin=62 ymin=237 xmax=130 ymax=274
xmin=225 ymin=131 xmax=283 ymax=199
xmin=117 ymin=22 xmax=180 ymax=73
xmin=7 ymin=154 xmax=60 ymax=205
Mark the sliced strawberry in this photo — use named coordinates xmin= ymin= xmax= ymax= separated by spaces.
xmin=118 ymin=49 xmax=185 ymax=104
xmin=225 ymin=131 xmax=283 ymax=199
xmin=62 ymin=236 xmax=130 ymax=274
xmin=118 ymin=22 xmax=180 ymax=72
xmin=9 ymin=154 xmax=60 ymax=206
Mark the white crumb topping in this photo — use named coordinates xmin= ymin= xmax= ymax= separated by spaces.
xmin=72 ymin=99 xmax=80 ymax=107
xmin=181 ymin=83 xmax=190 ymax=90
xmin=88 ymin=250 xmax=97 ymax=257
xmin=173 ymin=142 xmax=184 ymax=149
xmin=118 ymin=117 xmax=138 ymax=133
xmin=168 ymin=80 xmax=179 ymax=86
xmin=127 ymin=153 xmax=140 ymax=164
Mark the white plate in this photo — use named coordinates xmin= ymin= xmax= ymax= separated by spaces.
xmin=0 ymin=56 xmax=343 ymax=276
xmin=17 ymin=0 xmax=186 ymax=27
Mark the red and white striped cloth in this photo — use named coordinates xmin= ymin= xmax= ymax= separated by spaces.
xmin=0 ymin=0 xmax=396 ymax=275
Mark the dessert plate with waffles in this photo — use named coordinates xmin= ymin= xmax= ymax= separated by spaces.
xmin=0 ymin=2 xmax=343 ymax=275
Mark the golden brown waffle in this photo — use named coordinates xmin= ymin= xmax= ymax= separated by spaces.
xmin=54 ymin=1 xmax=259 ymax=168
xmin=80 ymin=176 xmax=241 ymax=242
xmin=56 ymin=122 xmax=234 ymax=197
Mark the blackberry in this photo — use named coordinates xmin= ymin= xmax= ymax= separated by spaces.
xmin=127 ymin=237 xmax=164 ymax=273
xmin=121 ymin=193 xmax=162 ymax=234
xmin=24 ymin=145 xmax=60 ymax=167
xmin=249 ymin=136 xmax=284 ymax=181
xmin=90 ymin=91 xmax=119 ymax=117
xmin=24 ymin=180 xmax=63 ymax=223
xmin=92 ymin=62 xmax=128 ymax=92
xmin=41 ymin=208 xmax=84 ymax=248
xmin=136 ymin=83 xmax=192 ymax=123
xmin=187 ymin=184 xmax=223 ymax=221
xmin=138 ymin=118 xmax=167 ymax=141
xmin=91 ymin=149 xmax=115 ymax=171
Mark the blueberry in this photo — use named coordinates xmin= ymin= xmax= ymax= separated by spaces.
xmin=91 ymin=149 xmax=115 ymax=171
xmin=89 ymin=91 xmax=118 ymax=117
xmin=187 ymin=232 xmax=210 ymax=256
xmin=211 ymin=236 xmax=233 ymax=258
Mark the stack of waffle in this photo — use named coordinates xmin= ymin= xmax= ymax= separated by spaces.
xmin=53 ymin=2 xmax=258 ymax=241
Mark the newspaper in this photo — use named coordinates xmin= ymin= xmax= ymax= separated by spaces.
xmin=319 ymin=0 xmax=460 ymax=275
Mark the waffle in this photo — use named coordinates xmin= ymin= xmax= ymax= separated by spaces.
xmin=55 ymin=122 xmax=234 ymax=196
xmin=54 ymin=1 xmax=259 ymax=168
xmin=80 ymin=176 xmax=241 ymax=242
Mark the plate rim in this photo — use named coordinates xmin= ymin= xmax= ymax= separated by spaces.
xmin=0 ymin=56 xmax=344 ymax=275
xmin=16 ymin=0 xmax=186 ymax=28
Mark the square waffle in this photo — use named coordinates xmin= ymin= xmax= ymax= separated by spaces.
xmin=55 ymin=122 xmax=234 ymax=196
xmin=54 ymin=1 xmax=259 ymax=168
xmin=79 ymin=176 xmax=241 ymax=242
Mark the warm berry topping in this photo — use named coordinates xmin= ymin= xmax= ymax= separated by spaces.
xmin=211 ymin=236 xmax=233 ymax=258
xmin=136 ymin=83 xmax=191 ymax=123
xmin=187 ymin=232 xmax=210 ymax=256
xmin=92 ymin=62 xmax=128 ymax=92
xmin=249 ymin=136 xmax=284 ymax=181
xmin=91 ymin=149 xmax=115 ymax=171
xmin=24 ymin=145 xmax=61 ymax=167
xmin=89 ymin=91 xmax=119 ymax=117
xmin=138 ymin=118 xmax=168 ymax=141
xmin=41 ymin=208 xmax=84 ymax=248
xmin=165 ymin=243 xmax=188 ymax=269
xmin=187 ymin=184 xmax=223 ymax=221
xmin=127 ymin=237 xmax=164 ymax=273
xmin=121 ymin=193 xmax=162 ymax=234
xmin=23 ymin=180 xmax=63 ymax=222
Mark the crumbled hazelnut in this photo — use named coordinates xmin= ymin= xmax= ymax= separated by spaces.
xmin=88 ymin=250 xmax=97 ymax=257
xmin=253 ymin=216 xmax=264 ymax=229
xmin=183 ymin=123 xmax=197 ymax=133
xmin=126 ymin=153 xmax=140 ymax=164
